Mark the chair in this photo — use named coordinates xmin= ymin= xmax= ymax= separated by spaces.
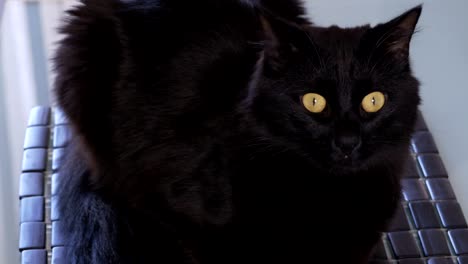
xmin=18 ymin=106 xmax=468 ymax=264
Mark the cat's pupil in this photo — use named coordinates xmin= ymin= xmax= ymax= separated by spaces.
xmin=372 ymin=97 xmax=376 ymax=105
xmin=313 ymin=98 xmax=317 ymax=105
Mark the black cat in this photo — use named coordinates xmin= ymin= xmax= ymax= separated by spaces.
xmin=54 ymin=0 xmax=422 ymax=263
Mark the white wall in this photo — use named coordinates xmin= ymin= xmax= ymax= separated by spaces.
xmin=0 ymin=1 xmax=69 ymax=263
xmin=0 ymin=2 xmax=38 ymax=263
xmin=304 ymin=0 xmax=468 ymax=216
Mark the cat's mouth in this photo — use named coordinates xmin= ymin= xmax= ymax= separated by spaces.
xmin=337 ymin=155 xmax=354 ymax=166
xmin=330 ymin=151 xmax=363 ymax=171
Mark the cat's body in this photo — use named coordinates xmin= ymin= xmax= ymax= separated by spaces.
xmin=55 ymin=0 xmax=422 ymax=263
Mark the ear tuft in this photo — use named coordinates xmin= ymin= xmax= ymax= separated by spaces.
xmin=388 ymin=5 xmax=422 ymax=55
xmin=372 ymin=5 xmax=422 ymax=59
xmin=261 ymin=16 xmax=286 ymax=74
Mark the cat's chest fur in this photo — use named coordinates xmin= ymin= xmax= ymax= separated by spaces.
xmin=135 ymin=138 xmax=401 ymax=264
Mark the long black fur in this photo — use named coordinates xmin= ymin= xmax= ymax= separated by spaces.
xmin=54 ymin=1 xmax=422 ymax=263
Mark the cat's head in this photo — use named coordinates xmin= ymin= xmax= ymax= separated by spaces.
xmin=249 ymin=6 xmax=422 ymax=173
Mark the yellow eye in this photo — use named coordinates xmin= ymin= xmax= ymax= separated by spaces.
xmin=362 ymin=91 xmax=385 ymax=113
xmin=302 ymin=93 xmax=327 ymax=113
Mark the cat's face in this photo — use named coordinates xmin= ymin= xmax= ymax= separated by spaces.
xmin=250 ymin=6 xmax=422 ymax=173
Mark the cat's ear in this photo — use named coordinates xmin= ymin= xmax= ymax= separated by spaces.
xmin=367 ymin=5 xmax=422 ymax=60
xmin=260 ymin=12 xmax=308 ymax=77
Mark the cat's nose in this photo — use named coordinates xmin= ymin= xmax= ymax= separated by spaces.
xmin=334 ymin=135 xmax=361 ymax=155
